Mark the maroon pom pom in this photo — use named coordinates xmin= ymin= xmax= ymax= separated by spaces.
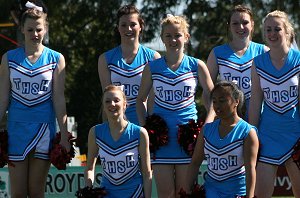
xmin=177 ymin=119 xmax=204 ymax=156
xmin=292 ymin=138 xmax=300 ymax=170
xmin=143 ymin=114 xmax=168 ymax=159
xmin=179 ymin=184 xmax=205 ymax=198
xmin=75 ymin=186 xmax=107 ymax=198
xmin=50 ymin=132 xmax=76 ymax=170
xmin=0 ymin=130 xmax=12 ymax=168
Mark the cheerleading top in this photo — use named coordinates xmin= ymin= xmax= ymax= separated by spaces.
xmin=105 ymin=44 xmax=156 ymax=124
xmin=94 ymin=122 xmax=143 ymax=196
xmin=148 ymin=55 xmax=198 ymax=164
xmin=253 ymin=48 xmax=300 ymax=165
xmin=7 ymin=47 xmax=60 ymax=123
xmin=203 ymin=119 xmax=257 ymax=196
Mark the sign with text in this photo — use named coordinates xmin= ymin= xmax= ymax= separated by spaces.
xmin=0 ymin=165 xmax=293 ymax=197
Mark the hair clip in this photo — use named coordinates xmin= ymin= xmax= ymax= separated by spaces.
xmin=232 ymin=80 xmax=238 ymax=85
xmin=166 ymin=14 xmax=174 ymax=18
xmin=117 ymin=85 xmax=125 ymax=92
xmin=25 ymin=1 xmax=43 ymax=12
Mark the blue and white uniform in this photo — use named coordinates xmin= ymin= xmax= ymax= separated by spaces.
xmin=213 ymin=42 xmax=265 ymax=119
xmin=254 ymin=49 xmax=300 ymax=165
xmin=7 ymin=47 xmax=59 ymax=161
xmin=95 ymin=122 xmax=143 ymax=198
xmin=149 ymin=55 xmax=198 ymax=164
xmin=105 ymin=45 xmax=156 ymax=124
xmin=203 ymin=119 xmax=256 ymax=197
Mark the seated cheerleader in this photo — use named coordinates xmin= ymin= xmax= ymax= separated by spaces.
xmin=83 ymin=85 xmax=152 ymax=198
xmin=183 ymin=81 xmax=259 ymax=198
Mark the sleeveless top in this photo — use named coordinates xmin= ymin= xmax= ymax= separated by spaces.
xmin=7 ymin=47 xmax=60 ymax=123
xmin=95 ymin=122 xmax=143 ymax=190
xmin=105 ymin=45 xmax=156 ymax=124
xmin=213 ymin=41 xmax=265 ymax=100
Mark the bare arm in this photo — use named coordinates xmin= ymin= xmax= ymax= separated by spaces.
xmin=146 ymin=52 xmax=161 ymax=116
xmin=52 ymin=54 xmax=70 ymax=151
xmin=136 ymin=65 xmax=153 ymax=126
xmin=98 ymin=53 xmax=111 ymax=90
xmin=206 ymin=49 xmax=219 ymax=84
xmin=184 ymin=130 xmax=205 ymax=192
xmin=248 ymin=63 xmax=263 ymax=127
xmin=244 ymin=128 xmax=259 ymax=197
xmin=98 ymin=53 xmax=111 ymax=121
xmin=198 ymin=60 xmax=215 ymax=123
xmin=139 ymin=127 xmax=152 ymax=198
xmin=84 ymin=126 xmax=99 ymax=187
xmin=0 ymin=54 xmax=10 ymax=123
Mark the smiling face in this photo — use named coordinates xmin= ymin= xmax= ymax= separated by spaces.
xmin=212 ymin=87 xmax=239 ymax=119
xmin=264 ymin=16 xmax=288 ymax=48
xmin=118 ymin=13 xmax=142 ymax=43
xmin=229 ymin=11 xmax=253 ymax=42
xmin=161 ymin=23 xmax=188 ymax=53
xmin=102 ymin=89 xmax=127 ymax=119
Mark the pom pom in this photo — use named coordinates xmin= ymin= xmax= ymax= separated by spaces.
xmin=143 ymin=114 xmax=168 ymax=159
xmin=0 ymin=130 xmax=14 ymax=168
xmin=50 ymin=131 xmax=76 ymax=170
xmin=179 ymin=184 xmax=205 ymax=198
xmin=177 ymin=119 xmax=204 ymax=156
xmin=292 ymin=138 xmax=300 ymax=170
xmin=75 ymin=186 xmax=107 ymax=198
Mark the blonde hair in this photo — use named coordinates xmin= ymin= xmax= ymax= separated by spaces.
xmin=263 ymin=10 xmax=295 ymax=47
xmin=160 ymin=15 xmax=190 ymax=38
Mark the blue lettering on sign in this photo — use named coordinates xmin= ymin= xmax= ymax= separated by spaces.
xmin=13 ymin=78 xmax=50 ymax=95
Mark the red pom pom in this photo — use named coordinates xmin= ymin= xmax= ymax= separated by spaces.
xmin=179 ymin=184 xmax=205 ymax=198
xmin=50 ymin=132 xmax=76 ymax=170
xmin=75 ymin=186 xmax=107 ymax=198
xmin=177 ymin=119 xmax=204 ymax=156
xmin=144 ymin=114 xmax=168 ymax=159
xmin=292 ymin=138 xmax=300 ymax=170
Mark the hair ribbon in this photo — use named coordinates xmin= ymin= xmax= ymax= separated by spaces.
xmin=25 ymin=1 xmax=43 ymax=12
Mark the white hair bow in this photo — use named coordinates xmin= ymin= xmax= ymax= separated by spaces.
xmin=25 ymin=1 xmax=43 ymax=12
xmin=117 ymin=85 xmax=125 ymax=92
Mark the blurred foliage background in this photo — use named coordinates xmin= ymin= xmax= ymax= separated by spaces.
xmin=0 ymin=0 xmax=299 ymax=154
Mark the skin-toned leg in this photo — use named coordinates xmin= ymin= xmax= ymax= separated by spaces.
xmin=175 ymin=164 xmax=189 ymax=198
xmin=255 ymin=162 xmax=277 ymax=198
xmin=8 ymin=159 xmax=29 ymax=198
xmin=153 ymin=164 xmax=175 ymax=198
xmin=285 ymin=158 xmax=300 ymax=198
xmin=28 ymin=153 xmax=51 ymax=198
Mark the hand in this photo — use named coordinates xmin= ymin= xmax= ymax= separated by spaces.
xmin=59 ymin=135 xmax=71 ymax=153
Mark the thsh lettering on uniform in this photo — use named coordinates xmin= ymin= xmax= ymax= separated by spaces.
xmin=263 ymin=86 xmax=298 ymax=103
xmin=101 ymin=153 xmax=135 ymax=174
xmin=206 ymin=154 xmax=238 ymax=170
xmin=13 ymin=78 xmax=50 ymax=95
xmin=222 ymin=73 xmax=251 ymax=89
xmin=113 ymin=82 xmax=139 ymax=97
xmin=156 ymin=86 xmax=192 ymax=101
